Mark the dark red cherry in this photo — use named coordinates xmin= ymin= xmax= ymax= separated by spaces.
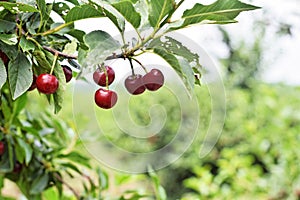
xmin=125 ymin=74 xmax=146 ymax=95
xmin=143 ymin=69 xmax=164 ymax=91
xmin=93 ymin=66 xmax=115 ymax=86
xmin=94 ymin=88 xmax=118 ymax=109
xmin=0 ymin=50 xmax=9 ymax=66
xmin=62 ymin=65 xmax=72 ymax=83
xmin=28 ymin=74 xmax=37 ymax=91
xmin=36 ymin=74 xmax=59 ymax=94
xmin=0 ymin=141 xmax=5 ymax=156
xmin=13 ymin=162 xmax=22 ymax=173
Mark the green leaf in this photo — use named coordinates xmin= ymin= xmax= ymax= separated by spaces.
xmin=30 ymin=173 xmax=49 ymax=195
xmin=148 ymin=36 xmax=201 ymax=87
xmin=101 ymin=3 xmax=125 ymax=33
xmin=0 ymin=19 xmax=16 ymax=32
xmin=37 ymin=0 xmax=50 ymax=30
xmin=58 ymin=151 xmax=91 ymax=168
xmin=148 ymin=0 xmax=175 ymax=28
xmin=0 ymin=41 xmax=18 ymax=60
xmin=151 ymin=47 xmax=194 ymax=94
xmin=149 ymin=36 xmax=200 ymax=68
xmin=169 ymin=0 xmax=260 ymax=29
xmin=0 ymin=176 xmax=4 ymax=190
xmin=16 ymin=137 xmax=33 ymax=165
xmin=97 ymin=167 xmax=109 ymax=190
xmin=13 ymin=92 xmax=27 ymax=116
xmin=0 ymin=2 xmax=39 ymax=13
xmin=59 ymin=162 xmax=81 ymax=174
xmin=79 ymin=30 xmax=121 ymax=68
xmin=0 ymin=34 xmax=18 ymax=45
xmin=67 ymin=29 xmax=88 ymax=50
xmin=19 ymin=36 xmax=35 ymax=52
xmin=0 ymin=60 xmax=7 ymax=90
xmin=135 ymin=0 xmax=150 ymax=31
xmin=63 ymin=40 xmax=77 ymax=55
xmin=43 ymin=188 xmax=59 ymax=200
xmin=65 ymin=4 xmax=105 ymax=23
xmin=32 ymin=50 xmax=52 ymax=71
xmin=1 ymin=96 xmax=11 ymax=121
xmin=8 ymin=53 xmax=33 ymax=100
xmin=179 ymin=57 xmax=195 ymax=91
xmin=112 ymin=1 xmax=141 ymax=28
xmin=148 ymin=166 xmax=167 ymax=200
xmin=64 ymin=0 xmax=79 ymax=6
xmin=52 ymin=2 xmax=70 ymax=17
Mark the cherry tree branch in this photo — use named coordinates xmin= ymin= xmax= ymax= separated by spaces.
xmin=42 ymin=46 xmax=77 ymax=59
xmin=42 ymin=46 xmax=125 ymax=61
xmin=54 ymin=173 xmax=81 ymax=200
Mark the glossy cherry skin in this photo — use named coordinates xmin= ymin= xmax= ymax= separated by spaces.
xmin=0 ymin=50 xmax=9 ymax=66
xmin=36 ymin=74 xmax=59 ymax=94
xmin=62 ymin=65 xmax=72 ymax=83
xmin=0 ymin=141 xmax=5 ymax=156
xmin=143 ymin=69 xmax=164 ymax=91
xmin=94 ymin=88 xmax=118 ymax=109
xmin=125 ymin=74 xmax=146 ymax=95
xmin=28 ymin=74 xmax=37 ymax=91
xmin=93 ymin=66 xmax=115 ymax=86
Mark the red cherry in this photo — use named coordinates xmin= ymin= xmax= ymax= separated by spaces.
xmin=143 ymin=69 xmax=164 ymax=91
xmin=28 ymin=74 xmax=37 ymax=91
xmin=94 ymin=88 xmax=118 ymax=109
xmin=0 ymin=141 xmax=5 ymax=156
xmin=62 ymin=65 xmax=72 ymax=83
xmin=13 ymin=162 xmax=22 ymax=173
xmin=0 ymin=50 xmax=9 ymax=66
xmin=36 ymin=74 xmax=59 ymax=94
xmin=93 ymin=66 xmax=115 ymax=86
xmin=125 ymin=74 xmax=146 ymax=95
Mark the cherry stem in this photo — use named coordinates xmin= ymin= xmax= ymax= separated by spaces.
xmin=50 ymin=52 xmax=58 ymax=75
xmin=99 ymin=64 xmax=109 ymax=90
xmin=128 ymin=58 xmax=135 ymax=76
xmin=131 ymin=57 xmax=148 ymax=73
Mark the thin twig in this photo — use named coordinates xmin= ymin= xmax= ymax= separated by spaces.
xmin=42 ymin=46 xmax=125 ymax=61
xmin=105 ymin=52 xmax=126 ymax=60
xmin=54 ymin=173 xmax=81 ymax=200
xmin=42 ymin=46 xmax=77 ymax=59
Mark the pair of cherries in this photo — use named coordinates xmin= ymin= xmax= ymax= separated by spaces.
xmin=124 ymin=69 xmax=165 ymax=95
xmin=93 ymin=66 xmax=118 ymax=109
xmin=93 ymin=66 xmax=165 ymax=109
